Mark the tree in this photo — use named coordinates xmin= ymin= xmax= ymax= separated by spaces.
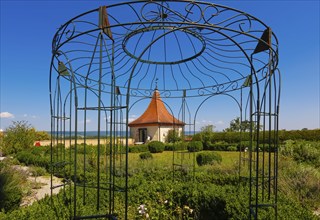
xmin=2 ymin=121 xmax=37 ymax=155
xmin=35 ymin=131 xmax=50 ymax=140
xmin=201 ymin=124 xmax=215 ymax=133
xmin=229 ymin=117 xmax=242 ymax=131
xmin=224 ymin=117 xmax=256 ymax=132
xmin=198 ymin=125 xmax=215 ymax=148
xmin=0 ymin=131 xmax=4 ymax=156
xmin=166 ymin=129 xmax=181 ymax=143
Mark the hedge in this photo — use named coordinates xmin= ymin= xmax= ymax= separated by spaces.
xmin=165 ymin=142 xmax=188 ymax=151
xmin=195 ymin=129 xmax=320 ymax=147
xmin=187 ymin=141 xmax=203 ymax=152
xmin=129 ymin=144 xmax=149 ymax=153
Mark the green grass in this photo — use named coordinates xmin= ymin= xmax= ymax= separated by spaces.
xmin=128 ymin=151 xmax=239 ymax=168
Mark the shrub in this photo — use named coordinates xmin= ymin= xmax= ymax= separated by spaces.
xmin=0 ymin=166 xmax=26 ymax=212
xmin=16 ymin=150 xmax=50 ymax=169
xmin=129 ymin=144 xmax=149 ymax=153
xmin=196 ymin=152 xmax=222 ymax=166
xmin=74 ymin=143 xmax=95 ymax=154
xmin=280 ymin=140 xmax=320 ymax=167
xmin=31 ymin=145 xmax=50 ymax=155
xmin=2 ymin=121 xmax=37 ymax=155
xmin=187 ymin=141 xmax=203 ymax=152
xmin=209 ymin=141 xmax=229 ymax=151
xmin=139 ymin=152 xmax=153 ymax=160
xmin=192 ymin=133 xmax=202 ymax=142
xmin=29 ymin=166 xmax=47 ymax=176
xmin=226 ymin=145 xmax=237 ymax=151
xmin=176 ymin=142 xmax=189 ymax=151
xmin=35 ymin=131 xmax=50 ymax=141
xmin=279 ymin=158 xmax=320 ymax=209
xmin=148 ymin=141 xmax=165 ymax=153
xmin=164 ymin=143 xmax=175 ymax=151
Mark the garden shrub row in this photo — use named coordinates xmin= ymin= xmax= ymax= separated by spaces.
xmin=129 ymin=144 xmax=149 ymax=153
xmin=237 ymin=141 xmax=277 ymax=152
xmin=130 ymin=141 xmax=188 ymax=153
xmin=71 ymin=141 xmax=211 ymax=155
xmin=71 ymin=143 xmax=127 ymax=154
xmin=67 ymin=129 xmax=320 ymax=154
xmin=129 ymin=141 xmax=165 ymax=153
xmin=204 ymin=141 xmax=238 ymax=151
xmin=280 ymin=140 xmax=320 ymax=167
xmin=105 ymin=129 xmax=320 ymax=154
xmin=16 ymin=150 xmax=50 ymax=170
xmin=192 ymin=129 xmax=320 ymax=152
xmin=129 ymin=141 xmax=236 ymax=153
xmin=187 ymin=141 xmax=203 ymax=152
xmin=164 ymin=142 xmax=188 ymax=151
xmin=208 ymin=129 xmax=320 ymax=143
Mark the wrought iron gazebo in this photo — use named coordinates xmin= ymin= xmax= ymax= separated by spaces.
xmin=50 ymin=1 xmax=280 ymax=219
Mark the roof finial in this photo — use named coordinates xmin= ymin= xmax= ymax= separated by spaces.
xmin=155 ymin=78 xmax=158 ymax=90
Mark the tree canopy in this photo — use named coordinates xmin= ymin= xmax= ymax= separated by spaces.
xmin=1 ymin=121 xmax=41 ymax=155
xmin=224 ymin=117 xmax=253 ymax=132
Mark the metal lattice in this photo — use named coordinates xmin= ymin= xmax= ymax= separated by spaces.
xmin=50 ymin=1 xmax=280 ymax=219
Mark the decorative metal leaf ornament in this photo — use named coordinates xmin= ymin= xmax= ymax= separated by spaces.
xmin=58 ymin=61 xmax=70 ymax=76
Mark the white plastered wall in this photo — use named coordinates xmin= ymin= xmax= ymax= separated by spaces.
xmin=130 ymin=125 xmax=183 ymax=143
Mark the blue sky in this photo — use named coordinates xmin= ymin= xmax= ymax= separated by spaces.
xmin=0 ymin=0 xmax=319 ymax=131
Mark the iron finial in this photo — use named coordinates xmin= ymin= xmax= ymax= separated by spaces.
xmin=155 ymin=78 xmax=158 ymax=90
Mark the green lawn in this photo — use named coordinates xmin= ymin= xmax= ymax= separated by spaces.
xmin=128 ymin=150 xmax=240 ymax=170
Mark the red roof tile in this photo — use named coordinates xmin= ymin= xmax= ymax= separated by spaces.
xmin=128 ymin=89 xmax=185 ymax=127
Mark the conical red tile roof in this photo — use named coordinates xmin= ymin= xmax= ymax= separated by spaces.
xmin=129 ymin=89 xmax=185 ymax=127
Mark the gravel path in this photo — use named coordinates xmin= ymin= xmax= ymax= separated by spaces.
xmin=20 ymin=175 xmax=63 ymax=207
xmin=7 ymin=164 xmax=64 ymax=207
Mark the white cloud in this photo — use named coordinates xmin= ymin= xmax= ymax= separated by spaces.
xmin=128 ymin=117 xmax=136 ymax=122
xmin=22 ymin=114 xmax=37 ymax=119
xmin=0 ymin=112 xmax=14 ymax=118
xmin=201 ymin=119 xmax=212 ymax=123
xmin=128 ymin=114 xmax=138 ymax=122
xmin=215 ymin=120 xmax=224 ymax=125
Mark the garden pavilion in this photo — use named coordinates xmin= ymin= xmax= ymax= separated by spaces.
xmin=129 ymin=88 xmax=185 ymax=143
